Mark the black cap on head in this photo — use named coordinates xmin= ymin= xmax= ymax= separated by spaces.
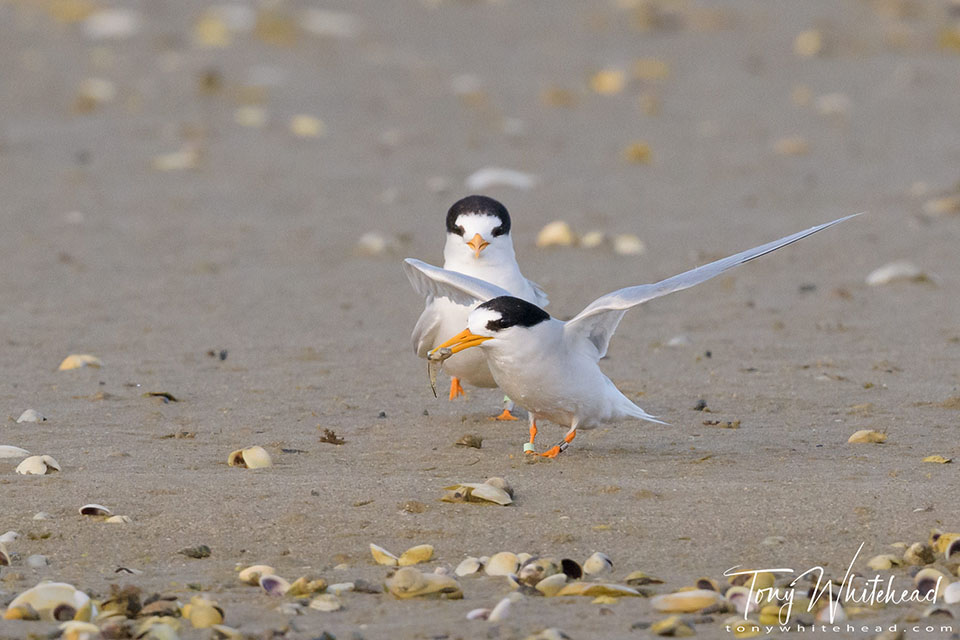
xmin=478 ymin=296 xmax=550 ymax=332
xmin=446 ymin=195 xmax=511 ymax=237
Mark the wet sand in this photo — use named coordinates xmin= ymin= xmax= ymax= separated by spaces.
xmin=2 ymin=0 xmax=960 ymax=638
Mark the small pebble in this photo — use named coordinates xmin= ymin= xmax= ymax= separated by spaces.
xmin=613 ymin=234 xmax=646 ymax=255
xmin=865 ymin=261 xmax=928 ymax=286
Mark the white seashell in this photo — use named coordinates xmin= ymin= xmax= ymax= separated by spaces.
xmin=0 ymin=543 xmax=9 ymax=566
xmin=583 ymin=552 xmax=613 ymax=576
xmin=370 ymin=543 xmax=399 ymax=566
xmin=82 ymin=9 xmax=141 ymax=40
xmin=536 ymin=221 xmax=576 ymax=248
xmin=59 ymin=620 xmax=101 ymax=640
xmin=16 ymin=455 xmax=61 ymax=475
xmin=465 ymin=167 xmax=537 ymax=191
xmin=0 ymin=531 xmax=19 ymax=544
xmin=398 ymin=544 xmax=434 ymax=567
xmin=228 ymin=446 xmax=272 ymax=469
xmin=326 ymin=582 xmax=355 ymax=595
xmin=0 ymin=445 xmax=31 ymax=459
xmin=866 ymin=260 xmax=928 ymax=286
xmin=485 ymin=552 xmax=520 ymax=576
xmin=488 ymin=597 xmax=511 ymax=622
xmin=666 ymin=335 xmax=691 ymax=348
xmin=238 ymin=564 xmax=275 ymax=585
xmin=815 ymin=603 xmax=846 ymax=623
xmin=580 ymin=231 xmax=605 ymax=248
xmin=33 ymin=512 xmax=52 ymax=520
xmin=612 ymin=234 xmax=646 ymax=256
xmin=943 ymin=581 xmax=960 ymax=605
xmin=356 ymin=232 xmax=390 ymax=256
xmin=6 ymin=581 xmax=95 ymax=621
xmin=455 ymin=557 xmax=483 ymax=576
xmin=725 ymin=586 xmax=758 ymax=614
xmin=26 ymin=554 xmax=49 ymax=568
xmin=260 ymin=574 xmax=291 ymax=596
xmin=105 ymin=515 xmax=132 ymax=524
xmin=466 ymin=607 xmax=491 ymax=620
xmin=275 ymin=602 xmax=303 ymax=615
xmin=385 ymin=567 xmax=462 ymax=599
xmin=651 ymin=589 xmax=724 ymax=613
xmin=16 ymin=409 xmax=46 ymax=423
xmin=58 ymin=354 xmax=102 ymax=370
xmin=308 ymin=594 xmax=342 ymax=612
xmin=79 ymin=504 xmax=112 ymax=516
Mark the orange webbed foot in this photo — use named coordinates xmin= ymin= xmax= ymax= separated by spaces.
xmin=448 ymin=377 xmax=465 ymax=401
xmin=492 ymin=409 xmax=519 ymax=421
xmin=539 ymin=445 xmax=562 ymax=458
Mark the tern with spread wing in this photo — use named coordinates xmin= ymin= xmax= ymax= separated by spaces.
xmin=404 ymin=213 xmax=858 ymax=457
xmin=411 ymin=195 xmax=548 ymax=420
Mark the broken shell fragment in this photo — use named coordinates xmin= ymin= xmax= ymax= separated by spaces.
xmin=288 ymin=576 xmax=328 ymax=597
xmin=866 ymin=554 xmax=901 ymax=570
xmin=651 ymin=589 xmax=725 ymax=613
xmin=556 ymin=582 xmax=642 ymax=598
xmin=385 ymin=567 xmax=463 ymax=599
xmin=238 ymin=564 xmax=275 ymax=584
xmin=625 ymin=571 xmax=664 ymax=586
xmin=58 ymin=354 xmax=102 ymax=370
xmin=181 ymin=595 xmax=224 ymax=628
xmin=904 ymin=542 xmax=936 ymax=566
xmin=485 ymin=552 xmax=520 ymax=576
xmin=79 ymin=504 xmax=112 ymax=516
xmin=848 ymin=430 xmax=887 ymax=444
xmin=466 ymin=607 xmax=491 ymax=620
xmin=866 ymin=261 xmax=928 ymax=286
xmin=0 ymin=445 xmax=30 ymax=459
xmin=536 ymin=221 xmax=576 ymax=248
xmin=650 ymin=615 xmax=695 ymax=637
xmin=16 ymin=455 xmax=61 ymax=475
xmin=308 ymin=594 xmax=342 ymax=612
xmin=518 ymin=557 xmax=561 ymax=586
xmin=488 ymin=597 xmax=511 ymax=621
xmin=105 ymin=515 xmax=132 ymax=524
xmin=455 ymin=557 xmax=483 ymax=576
xmin=484 ymin=476 xmax=514 ymax=498
xmin=16 ymin=409 xmax=47 ymax=423
xmin=442 ymin=483 xmax=513 ymax=506
xmin=583 ymin=552 xmax=613 ymax=576
xmin=227 ymin=446 xmax=272 ymax=469
xmin=370 ymin=543 xmax=399 ymax=566
xmin=535 ymin=573 xmax=568 ymax=596
xmin=4 ymin=582 xmax=95 ymax=621
xmin=259 ymin=574 xmax=291 ymax=596
xmin=398 ymin=544 xmax=434 ymax=567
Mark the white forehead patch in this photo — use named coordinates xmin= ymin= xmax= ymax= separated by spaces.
xmin=453 ymin=213 xmax=504 ymax=239
xmin=468 ymin=307 xmax=502 ymax=335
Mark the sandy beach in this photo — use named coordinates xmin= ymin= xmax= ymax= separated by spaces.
xmin=2 ymin=0 xmax=960 ymax=638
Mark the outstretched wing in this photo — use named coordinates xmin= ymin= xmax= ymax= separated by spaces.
xmin=564 ymin=213 xmax=861 ymax=360
xmin=403 ymin=258 xmax=512 ymax=307
xmin=526 ymin=278 xmax=550 ymax=307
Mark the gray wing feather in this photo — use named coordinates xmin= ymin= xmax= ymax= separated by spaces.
xmin=565 ymin=213 xmax=861 ymax=359
xmin=403 ymin=258 xmax=512 ymax=306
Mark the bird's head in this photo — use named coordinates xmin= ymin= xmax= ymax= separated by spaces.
xmin=443 ymin=195 xmax=513 ymax=264
xmin=430 ymin=296 xmax=551 ymax=356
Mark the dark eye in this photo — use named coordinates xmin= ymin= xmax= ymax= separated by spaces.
xmin=491 ymin=226 xmax=505 ymax=237
xmin=455 ymin=225 xmax=465 ymax=236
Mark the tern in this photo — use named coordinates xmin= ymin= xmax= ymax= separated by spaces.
xmin=405 ymin=213 xmax=858 ymax=457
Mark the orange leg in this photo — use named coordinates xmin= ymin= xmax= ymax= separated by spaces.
xmin=523 ymin=419 xmax=538 ymax=454
xmin=540 ymin=428 xmax=577 ymax=459
xmin=448 ymin=377 xmax=465 ymax=401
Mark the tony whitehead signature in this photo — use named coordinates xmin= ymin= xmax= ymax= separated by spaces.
xmin=725 ymin=542 xmax=941 ymax=624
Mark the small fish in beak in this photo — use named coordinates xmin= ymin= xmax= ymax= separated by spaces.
xmin=467 ymin=233 xmax=489 ymax=259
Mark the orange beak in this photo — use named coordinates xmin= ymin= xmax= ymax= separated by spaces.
xmin=430 ymin=328 xmax=492 ymax=355
xmin=467 ymin=233 xmax=489 ymax=259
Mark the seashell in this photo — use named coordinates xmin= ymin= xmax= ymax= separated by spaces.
xmin=466 ymin=607 xmax=491 ymax=620
xmin=259 ymin=574 xmax=291 ymax=596
xmin=455 ymin=557 xmax=483 ymax=576
xmin=650 ymin=615 xmax=695 ymax=637
xmin=555 ymin=582 xmax=642 ymax=598
xmin=0 ymin=445 xmax=31 ymax=459
xmin=904 ymin=542 xmax=936 ymax=566
xmin=181 ymin=595 xmax=223 ymax=628
xmin=866 ymin=261 xmax=928 ymax=286
xmin=488 ymin=597 xmax=511 ymax=622
xmin=536 ymin=221 xmax=576 ymax=248
xmin=33 ymin=512 xmax=52 ymax=520
xmin=135 ymin=619 xmax=181 ymax=640
xmin=946 ymin=538 xmax=960 ymax=562
xmin=370 ymin=543 xmax=399 ymax=566
xmin=0 ymin=543 xmax=9 ymax=566
xmin=848 ymin=430 xmax=887 ymax=444
xmin=385 ymin=567 xmax=463 ymax=600
xmin=58 ymin=354 xmax=103 ymax=370
xmin=4 ymin=582 xmax=95 ymax=621
xmin=923 ymin=195 xmax=960 ymax=217
xmin=227 ymin=446 xmax=272 ymax=469
xmin=625 ymin=571 xmax=664 ymax=586
xmin=867 ymin=554 xmax=901 ymax=571
xmin=289 ymin=115 xmax=326 ymax=138
xmin=139 ymin=597 xmax=180 ymax=617
xmin=725 ymin=586 xmax=758 ymax=614
xmin=923 ymin=604 xmax=953 ymax=618
xmin=580 ymin=231 xmax=605 ymax=248
xmin=485 ymin=552 xmax=520 ymax=576
xmin=26 ymin=554 xmax=49 ymax=568
xmin=308 ymin=594 xmax=342 ymax=612
xmin=274 ymin=602 xmax=303 ymax=616
xmin=105 ymin=515 xmax=132 ymax=524
xmin=727 ymin=571 xmax=774 ymax=590
xmin=356 ymin=232 xmax=391 ymax=255
xmin=518 ymin=557 xmax=560 ymax=586
xmin=943 ymin=581 xmax=960 ymax=604
xmin=238 ymin=564 xmax=275 ymax=585
xmin=695 ymin=577 xmax=720 ymax=591
xmin=556 ymin=558 xmax=581 ymax=581
xmin=526 ymin=630 xmax=572 ymax=640
xmin=929 ymin=529 xmax=960 ymax=554
xmin=923 ymin=455 xmax=952 ymax=464
xmin=398 ymin=544 xmax=434 ymax=567
xmin=79 ymin=504 xmax=112 ymax=516
xmin=516 ymin=552 xmax=532 ymax=565
xmin=0 ymin=531 xmax=18 ymax=544
xmin=59 ymin=621 xmax=101 ymax=640
xmin=455 ymin=434 xmax=483 ymax=449
xmin=914 ymin=568 xmax=947 ymax=599
xmin=583 ymin=552 xmax=613 ymax=576
xmin=535 ymin=573 xmax=568 ymax=597
xmin=465 ymin=167 xmax=537 ymax=192
xmin=16 ymin=409 xmax=47 ymax=423
xmin=16 ymin=455 xmax=61 ymax=475
xmin=211 ymin=625 xmax=245 ymax=640
xmin=612 ymin=234 xmax=646 ymax=256
xmin=815 ymin=603 xmax=846 ymax=623
xmin=325 ymin=582 xmax=355 ymax=595
xmin=484 ymin=477 xmax=514 ymax=498
xmin=442 ymin=482 xmax=513 ymax=506
xmin=651 ymin=589 xmax=725 ymax=613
